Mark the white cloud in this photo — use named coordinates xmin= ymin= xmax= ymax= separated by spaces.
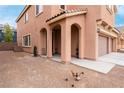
xmin=116 ymin=23 xmax=124 ymax=27
xmin=0 ymin=6 xmax=9 ymax=12
xmin=117 ymin=5 xmax=124 ymax=16
xmin=0 ymin=16 xmax=17 ymax=28
xmin=0 ymin=6 xmax=16 ymax=27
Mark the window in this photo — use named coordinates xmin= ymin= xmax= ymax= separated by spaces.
xmin=24 ymin=12 xmax=28 ymax=23
xmin=107 ymin=5 xmax=113 ymax=14
xmin=60 ymin=5 xmax=66 ymax=10
xmin=23 ymin=35 xmax=31 ymax=47
xmin=35 ymin=5 xmax=43 ymax=15
xmin=108 ymin=5 xmax=112 ymax=10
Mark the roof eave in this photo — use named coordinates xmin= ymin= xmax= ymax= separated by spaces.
xmin=46 ymin=11 xmax=87 ymax=25
xmin=16 ymin=5 xmax=31 ymax=23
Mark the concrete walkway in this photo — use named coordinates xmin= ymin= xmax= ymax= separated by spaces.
xmin=52 ymin=56 xmax=115 ymax=74
xmin=71 ymin=58 xmax=115 ymax=74
xmin=52 ymin=52 xmax=124 ymax=74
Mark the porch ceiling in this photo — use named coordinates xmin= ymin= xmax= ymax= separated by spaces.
xmin=46 ymin=8 xmax=87 ymax=24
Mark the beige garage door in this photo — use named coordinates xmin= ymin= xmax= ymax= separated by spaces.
xmin=98 ymin=35 xmax=108 ymax=56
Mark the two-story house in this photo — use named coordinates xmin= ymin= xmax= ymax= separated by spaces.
xmin=16 ymin=5 xmax=119 ymax=63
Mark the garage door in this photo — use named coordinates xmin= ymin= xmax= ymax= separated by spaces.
xmin=98 ymin=35 xmax=108 ymax=56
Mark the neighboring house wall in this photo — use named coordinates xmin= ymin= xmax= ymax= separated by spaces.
xmin=117 ymin=33 xmax=124 ymax=49
xmin=13 ymin=31 xmax=17 ymax=42
xmin=0 ymin=42 xmax=17 ymax=51
xmin=0 ymin=30 xmax=4 ymax=42
xmin=0 ymin=24 xmax=17 ymax=42
xmin=116 ymin=26 xmax=124 ymax=50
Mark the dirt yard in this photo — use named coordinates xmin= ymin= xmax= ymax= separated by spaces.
xmin=0 ymin=51 xmax=124 ymax=88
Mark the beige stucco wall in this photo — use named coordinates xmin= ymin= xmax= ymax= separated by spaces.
xmin=101 ymin=6 xmax=115 ymax=26
xmin=17 ymin=5 xmax=117 ymax=62
xmin=73 ymin=5 xmax=116 ymax=60
xmin=17 ymin=6 xmax=52 ymax=54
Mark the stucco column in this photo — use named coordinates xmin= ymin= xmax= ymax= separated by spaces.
xmin=47 ymin=28 xmax=52 ymax=58
xmin=96 ymin=32 xmax=99 ymax=59
xmin=38 ymin=33 xmax=42 ymax=55
xmin=108 ymin=37 xmax=111 ymax=53
xmin=113 ymin=38 xmax=117 ymax=52
xmin=61 ymin=23 xmax=71 ymax=63
xmin=79 ymin=29 xmax=84 ymax=59
xmin=118 ymin=38 xmax=121 ymax=49
xmin=115 ymin=38 xmax=118 ymax=51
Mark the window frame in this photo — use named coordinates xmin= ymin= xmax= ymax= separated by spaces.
xmin=35 ymin=5 xmax=43 ymax=16
xmin=22 ymin=35 xmax=31 ymax=47
xmin=106 ymin=5 xmax=113 ymax=14
xmin=24 ymin=11 xmax=28 ymax=23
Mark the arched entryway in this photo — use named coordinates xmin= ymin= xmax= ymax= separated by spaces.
xmin=71 ymin=24 xmax=80 ymax=58
xmin=52 ymin=25 xmax=61 ymax=56
xmin=40 ymin=28 xmax=47 ymax=55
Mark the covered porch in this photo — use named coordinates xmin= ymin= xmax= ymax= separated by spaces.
xmin=46 ymin=9 xmax=87 ymax=63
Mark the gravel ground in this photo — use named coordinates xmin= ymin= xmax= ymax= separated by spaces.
xmin=0 ymin=51 xmax=124 ymax=88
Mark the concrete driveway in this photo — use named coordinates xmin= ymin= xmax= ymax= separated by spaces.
xmin=98 ymin=52 xmax=124 ymax=66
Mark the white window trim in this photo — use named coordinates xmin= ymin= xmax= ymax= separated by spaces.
xmin=24 ymin=11 xmax=28 ymax=23
xmin=106 ymin=5 xmax=113 ymax=14
xmin=22 ymin=34 xmax=31 ymax=47
xmin=35 ymin=5 xmax=43 ymax=16
xmin=108 ymin=5 xmax=113 ymax=11
xmin=59 ymin=5 xmax=67 ymax=10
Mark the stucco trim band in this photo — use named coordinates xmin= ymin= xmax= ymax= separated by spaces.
xmin=97 ymin=19 xmax=119 ymax=34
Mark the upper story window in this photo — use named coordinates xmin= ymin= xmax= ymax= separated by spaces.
xmin=108 ymin=5 xmax=112 ymax=10
xmin=35 ymin=5 xmax=43 ymax=16
xmin=60 ymin=5 xmax=66 ymax=10
xmin=23 ymin=35 xmax=31 ymax=47
xmin=107 ymin=5 xmax=113 ymax=14
xmin=24 ymin=12 xmax=28 ymax=23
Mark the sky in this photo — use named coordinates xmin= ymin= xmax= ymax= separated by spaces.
xmin=0 ymin=5 xmax=124 ymax=28
xmin=0 ymin=5 xmax=24 ymax=28
xmin=116 ymin=5 xmax=124 ymax=27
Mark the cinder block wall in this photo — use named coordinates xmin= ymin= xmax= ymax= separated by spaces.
xmin=0 ymin=42 xmax=17 ymax=51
